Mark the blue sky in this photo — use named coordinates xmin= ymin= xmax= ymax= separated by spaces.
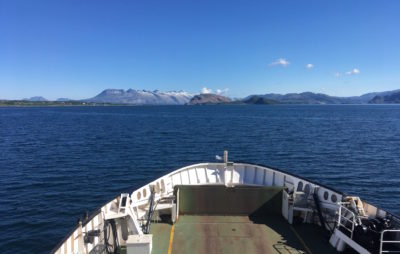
xmin=1 ymin=0 xmax=400 ymax=100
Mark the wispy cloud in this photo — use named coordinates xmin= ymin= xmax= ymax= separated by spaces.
xmin=346 ymin=68 xmax=360 ymax=75
xmin=269 ymin=58 xmax=290 ymax=67
xmin=216 ymin=88 xmax=229 ymax=95
xmin=201 ymin=87 xmax=229 ymax=95
xmin=201 ymin=87 xmax=213 ymax=94
xmin=335 ymin=68 xmax=360 ymax=77
xmin=306 ymin=63 xmax=314 ymax=69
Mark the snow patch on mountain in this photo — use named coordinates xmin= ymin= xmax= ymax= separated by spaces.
xmin=86 ymin=89 xmax=193 ymax=105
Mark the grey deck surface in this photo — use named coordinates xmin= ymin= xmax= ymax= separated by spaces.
xmin=149 ymin=185 xmax=338 ymax=254
xmin=150 ymin=215 xmax=338 ymax=254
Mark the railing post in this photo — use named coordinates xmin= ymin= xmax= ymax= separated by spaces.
xmin=379 ymin=229 xmax=400 ymax=254
xmin=77 ymin=220 xmax=84 ymax=253
xmin=351 ymin=219 xmax=354 ymax=239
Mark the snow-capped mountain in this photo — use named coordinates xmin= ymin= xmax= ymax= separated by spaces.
xmin=85 ymin=89 xmax=193 ymax=105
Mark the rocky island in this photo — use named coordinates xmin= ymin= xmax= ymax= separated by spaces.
xmin=187 ymin=93 xmax=232 ymax=105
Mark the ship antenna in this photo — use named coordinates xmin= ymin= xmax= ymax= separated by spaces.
xmin=224 ymin=150 xmax=228 ymax=163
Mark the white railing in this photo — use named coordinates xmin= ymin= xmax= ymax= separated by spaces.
xmin=337 ymin=204 xmax=357 ymax=239
xmin=380 ymin=229 xmax=400 ymax=253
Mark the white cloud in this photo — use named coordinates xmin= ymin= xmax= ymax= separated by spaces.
xmin=306 ymin=63 xmax=314 ymax=69
xmin=335 ymin=72 xmax=341 ymax=77
xmin=216 ymin=88 xmax=229 ymax=95
xmin=346 ymin=68 xmax=360 ymax=75
xmin=201 ymin=87 xmax=213 ymax=94
xmin=269 ymin=58 xmax=290 ymax=67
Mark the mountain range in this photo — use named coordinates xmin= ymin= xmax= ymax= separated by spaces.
xmin=14 ymin=88 xmax=400 ymax=105
xmin=243 ymin=89 xmax=400 ymax=104
xmin=369 ymin=91 xmax=400 ymax=104
xmin=22 ymin=96 xmax=48 ymax=102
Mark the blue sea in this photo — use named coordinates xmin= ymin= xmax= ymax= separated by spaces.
xmin=0 ymin=105 xmax=399 ymax=253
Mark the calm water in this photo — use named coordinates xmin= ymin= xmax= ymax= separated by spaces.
xmin=0 ymin=105 xmax=399 ymax=253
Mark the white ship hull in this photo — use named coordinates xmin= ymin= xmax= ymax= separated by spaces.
xmin=52 ymin=157 xmax=400 ymax=254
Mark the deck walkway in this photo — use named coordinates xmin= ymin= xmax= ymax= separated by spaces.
xmin=150 ymin=215 xmax=338 ymax=254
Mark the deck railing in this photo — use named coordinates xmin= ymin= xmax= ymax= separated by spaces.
xmin=380 ymin=229 xmax=400 ymax=253
xmin=337 ymin=204 xmax=356 ymax=239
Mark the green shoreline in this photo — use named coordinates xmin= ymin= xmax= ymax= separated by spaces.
xmin=0 ymin=100 xmax=131 ymax=107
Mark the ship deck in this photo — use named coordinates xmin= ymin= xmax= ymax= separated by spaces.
xmin=146 ymin=185 xmax=339 ymax=254
xmin=149 ymin=214 xmax=338 ymax=254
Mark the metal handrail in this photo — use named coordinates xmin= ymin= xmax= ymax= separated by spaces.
xmin=380 ymin=229 xmax=400 ymax=253
xmin=337 ymin=204 xmax=356 ymax=239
